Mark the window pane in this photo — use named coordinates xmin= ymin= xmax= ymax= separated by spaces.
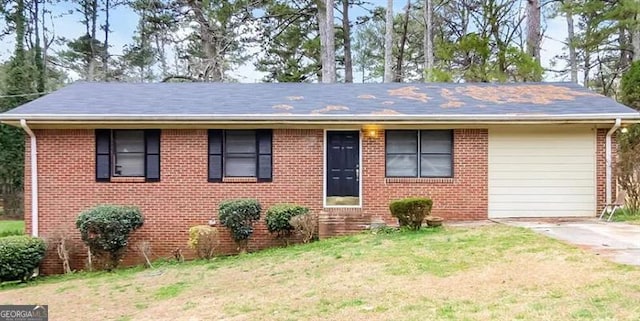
xmin=386 ymin=154 xmax=418 ymax=177
xmin=114 ymin=131 xmax=145 ymax=153
xmin=225 ymin=156 xmax=256 ymax=177
xmin=421 ymin=130 xmax=452 ymax=154
xmin=114 ymin=153 xmax=144 ymax=176
xmin=386 ymin=131 xmax=418 ymax=154
xmin=420 ymin=154 xmax=452 ymax=177
xmin=226 ymin=131 xmax=256 ymax=153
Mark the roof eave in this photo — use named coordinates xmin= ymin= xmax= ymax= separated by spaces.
xmin=1 ymin=113 xmax=640 ymax=127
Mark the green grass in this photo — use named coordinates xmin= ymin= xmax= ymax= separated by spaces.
xmin=0 ymin=220 xmax=24 ymax=237
xmin=153 ymin=282 xmax=189 ymax=300
xmin=1 ymin=225 xmax=639 ymax=321
xmin=611 ymin=208 xmax=640 ymax=224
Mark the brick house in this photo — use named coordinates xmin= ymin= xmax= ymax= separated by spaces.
xmin=1 ymin=82 xmax=638 ymax=275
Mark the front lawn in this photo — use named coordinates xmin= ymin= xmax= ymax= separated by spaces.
xmin=0 ymin=220 xmax=24 ymax=237
xmin=0 ymin=225 xmax=639 ymax=321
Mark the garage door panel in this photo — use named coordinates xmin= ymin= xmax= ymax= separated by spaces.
xmin=489 ymin=138 xmax=594 ymax=148
xmin=490 ymin=163 xmax=593 ymax=171
xmin=490 ymin=179 xmax=594 ymax=188
xmin=490 ymin=201 xmax=595 ymax=211
xmin=490 ymin=170 xmax=594 ymax=180
xmin=490 ymin=148 xmax=589 ymax=158
xmin=490 ymin=186 xmax=595 ymax=195
xmin=490 ymin=210 xmax=595 ymax=218
xmin=488 ymin=127 xmax=596 ymax=218
xmin=490 ymin=194 xmax=594 ymax=203
xmin=490 ymin=155 xmax=594 ymax=164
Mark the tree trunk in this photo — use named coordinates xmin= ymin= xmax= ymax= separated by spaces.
xmin=325 ymin=0 xmax=336 ymax=82
xmin=342 ymin=0 xmax=353 ymax=83
xmin=584 ymin=51 xmax=591 ymax=88
xmin=526 ymin=0 xmax=541 ymax=62
xmin=317 ymin=0 xmax=328 ymax=82
xmin=34 ymin=0 xmax=45 ymax=92
xmin=619 ymin=27 xmax=631 ymax=71
xmin=384 ymin=0 xmax=394 ymax=82
xmin=200 ymin=25 xmax=223 ymax=82
xmin=566 ymin=2 xmax=577 ymax=83
xmin=423 ymin=0 xmax=433 ymax=81
xmin=103 ymin=0 xmax=110 ymax=80
xmin=42 ymin=0 xmax=49 ymax=88
xmin=633 ymin=12 xmax=640 ymax=61
xmin=188 ymin=1 xmax=224 ymax=82
xmin=88 ymin=0 xmax=98 ymax=81
xmin=395 ymin=0 xmax=411 ymax=82
xmin=155 ymin=35 xmax=168 ymax=77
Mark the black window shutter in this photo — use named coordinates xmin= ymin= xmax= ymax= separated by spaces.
xmin=145 ymin=129 xmax=161 ymax=182
xmin=208 ymin=130 xmax=223 ymax=182
xmin=256 ymin=129 xmax=273 ymax=182
xmin=95 ymin=129 xmax=111 ymax=182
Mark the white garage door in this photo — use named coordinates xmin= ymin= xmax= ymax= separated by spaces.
xmin=488 ymin=127 xmax=596 ymax=218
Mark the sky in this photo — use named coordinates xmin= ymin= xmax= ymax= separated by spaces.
xmin=0 ymin=0 xmax=568 ymax=83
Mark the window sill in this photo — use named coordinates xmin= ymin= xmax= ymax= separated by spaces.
xmin=110 ymin=177 xmax=147 ymax=183
xmin=221 ymin=177 xmax=258 ymax=183
xmin=385 ymin=177 xmax=454 ymax=184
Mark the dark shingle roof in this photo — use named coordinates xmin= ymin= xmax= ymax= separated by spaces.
xmin=1 ymin=81 xmax=638 ymax=121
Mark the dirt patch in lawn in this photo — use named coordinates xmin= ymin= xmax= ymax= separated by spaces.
xmin=1 ymin=226 xmax=639 ymax=321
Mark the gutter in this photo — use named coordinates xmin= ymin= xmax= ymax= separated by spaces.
xmin=1 ymin=112 xmax=640 ymax=122
xmin=605 ymin=118 xmax=621 ymax=206
xmin=20 ymin=119 xmax=38 ymax=237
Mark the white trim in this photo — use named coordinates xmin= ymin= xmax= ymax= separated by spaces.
xmin=323 ymin=129 xmax=363 ymax=209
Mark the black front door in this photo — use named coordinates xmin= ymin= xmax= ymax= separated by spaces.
xmin=326 ymin=131 xmax=359 ymax=197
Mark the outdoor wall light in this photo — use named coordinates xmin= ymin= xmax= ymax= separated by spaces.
xmin=362 ymin=125 xmax=381 ymax=138
xmin=621 ymin=127 xmax=629 ymax=133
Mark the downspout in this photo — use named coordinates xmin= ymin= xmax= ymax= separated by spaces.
xmin=20 ymin=119 xmax=38 ymax=237
xmin=605 ymin=118 xmax=621 ymax=205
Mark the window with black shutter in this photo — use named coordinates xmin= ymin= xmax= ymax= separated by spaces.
xmin=208 ymin=129 xmax=272 ymax=182
xmin=95 ymin=129 xmax=161 ymax=182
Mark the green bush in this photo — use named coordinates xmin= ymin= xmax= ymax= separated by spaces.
xmin=0 ymin=235 xmax=46 ymax=282
xmin=188 ymin=225 xmax=219 ymax=259
xmin=76 ymin=205 xmax=144 ymax=270
xmin=389 ymin=197 xmax=433 ymax=230
xmin=218 ymin=199 xmax=261 ymax=252
xmin=265 ymin=204 xmax=309 ymax=241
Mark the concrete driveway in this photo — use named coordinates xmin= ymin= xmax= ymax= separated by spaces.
xmin=495 ymin=218 xmax=640 ymax=266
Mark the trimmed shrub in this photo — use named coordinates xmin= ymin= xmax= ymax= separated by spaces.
xmin=188 ymin=225 xmax=219 ymax=259
xmin=265 ymin=204 xmax=310 ymax=242
xmin=218 ymin=199 xmax=261 ymax=252
xmin=389 ymin=197 xmax=433 ymax=230
xmin=289 ymin=213 xmax=318 ymax=243
xmin=0 ymin=235 xmax=46 ymax=282
xmin=76 ymin=205 xmax=144 ymax=270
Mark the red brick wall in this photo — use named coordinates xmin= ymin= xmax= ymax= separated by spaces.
xmin=24 ymin=127 xmax=484 ymax=274
xmin=363 ymin=129 xmax=488 ymax=223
